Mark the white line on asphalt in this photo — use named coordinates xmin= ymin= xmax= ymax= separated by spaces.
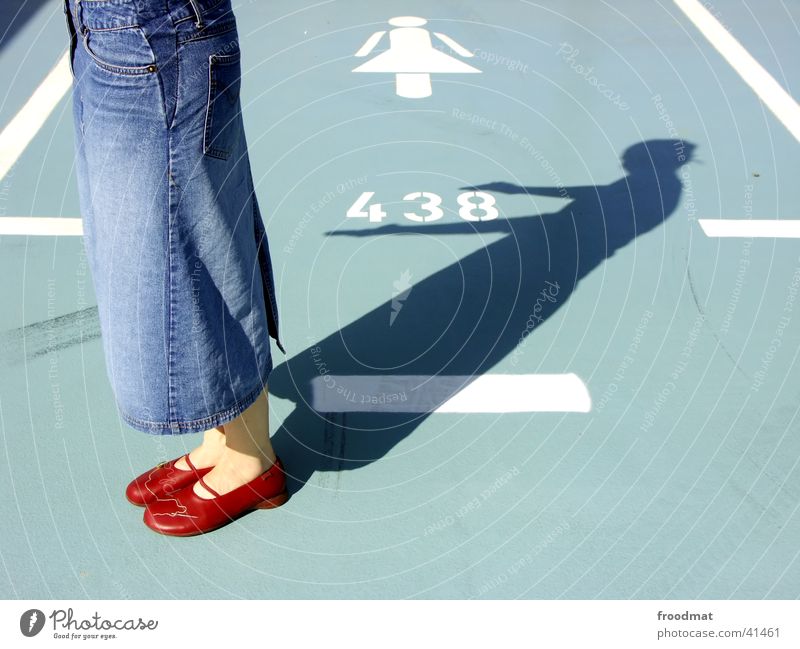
xmin=311 ymin=373 xmax=592 ymax=413
xmin=0 ymin=51 xmax=72 ymax=182
xmin=674 ymin=0 xmax=800 ymax=143
xmin=698 ymin=219 xmax=800 ymax=238
xmin=0 ymin=217 xmax=82 ymax=236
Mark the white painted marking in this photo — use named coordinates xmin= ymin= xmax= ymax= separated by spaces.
xmin=674 ymin=0 xmax=800 ymax=143
xmin=0 ymin=52 xmax=72 ymax=182
xmin=433 ymin=32 xmax=475 ymax=58
xmin=354 ymin=31 xmax=385 ymax=57
xmin=435 ymin=373 xmax=591 ymax=413
xmin=353 ymin=16 xmax=480 ymax=98
xmin=311 ymin=373 xmax=591 ymax=413
xmin=0 ymin=217 xmax=83 ymax=236
xmin=699 ymin=219 xmax=800 ymax=238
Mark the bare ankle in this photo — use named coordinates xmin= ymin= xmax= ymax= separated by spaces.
xmin=220 ymin=446 xmax=275 ymax=470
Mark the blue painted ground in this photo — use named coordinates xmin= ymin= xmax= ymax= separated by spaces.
xmin=0 ymin=0 xmax=799 ymax=598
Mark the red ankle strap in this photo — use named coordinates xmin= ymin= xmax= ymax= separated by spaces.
xmin=183 ymin=453 xmax=199 ymax=473
xmin=196 ymin=473 xmax=220 ymax=498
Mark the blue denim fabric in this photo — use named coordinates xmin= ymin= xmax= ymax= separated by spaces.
xmin=63 ymin=0 xmax=285 ymax=434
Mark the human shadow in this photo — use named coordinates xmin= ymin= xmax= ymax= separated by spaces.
xmin=266 ymin=139 xmax=696 ymax=492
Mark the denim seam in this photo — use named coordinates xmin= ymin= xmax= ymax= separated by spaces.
xmin=203 ymin=55 xmax=217 ymax=158
xmin=203 ymin=53 xmax=240 ymax=161
xmin=169 ymin=0 xmax=228 ymax=25
xmin=178 ymin=19 xmax=236 ymax=44
xmin=167 ymin=121 xmax=177 ymax=431
xmin=81 ymin=27 xmax=158 ymax=76
xmin=64 ymin=2 xmax=77 ymax=79
xmin=252 ymin=169 xmax=285 ymax=354
xmin=167 ymin=11 xmax=178 ymax=432
xmin=188 ymin=0 xmax=204 ymax=28
xmin=117 ymin=357 xmax=272 ymax=432
xmin=168 ymin=31 xmax=179 ymax=131
xmin=89 ymin=24 xmax=141 ymax=32
xmin=251 ymin=172 xmax=284 ymax=354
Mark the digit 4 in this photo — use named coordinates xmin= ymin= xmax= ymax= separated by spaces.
xmin=346 ymin=191 xmax=388 ymax=223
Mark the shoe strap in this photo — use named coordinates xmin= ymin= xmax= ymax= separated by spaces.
xmin=182 ymin=454 xmax=221 ymax=497
xmin=183 ymin=453 xmax=199 ymax=473
xmin=195 ymin=473 xmax=221 ymax=498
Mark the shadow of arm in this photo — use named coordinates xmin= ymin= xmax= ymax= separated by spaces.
xmin=462 ymin=181 xmax=587 ymax=200
xmin=325 ymin=219 xmax=512 ymax=237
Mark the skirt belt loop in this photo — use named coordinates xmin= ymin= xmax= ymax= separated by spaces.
xmin=74 ymin=0 xmax=86 ymax=34
xmin=188 ymin=0 xmax=204 ymax=29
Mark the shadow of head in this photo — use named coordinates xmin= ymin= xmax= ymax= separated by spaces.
xmin=596 ymin=139 xmax=699 ymax=247
xmin=621 ymin=139 xmax=697 ymax=174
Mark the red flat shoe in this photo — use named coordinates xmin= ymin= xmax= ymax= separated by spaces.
xmin=142 ymin=456 xmax=289 ymax=536
xmin=125 ymin=454 xmax=213 ymax=507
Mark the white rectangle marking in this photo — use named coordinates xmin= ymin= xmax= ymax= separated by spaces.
xmin=311 ymin=373 xmax=591 ymax=413
xmin=0 ymin=217 xmax=83 ymax=236
xmin=699 ymin=219 xmax=800 ymax=238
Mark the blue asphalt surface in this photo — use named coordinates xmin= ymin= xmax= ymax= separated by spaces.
xmin=0 ymin=0 xmax=799 ymax=598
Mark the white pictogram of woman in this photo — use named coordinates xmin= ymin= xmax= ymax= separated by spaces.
xmin=353 ymin=16 xmax=481 ymax=98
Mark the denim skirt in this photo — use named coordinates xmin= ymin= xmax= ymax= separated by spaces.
xmin=63 ymin=0 xmax=285 ymax=434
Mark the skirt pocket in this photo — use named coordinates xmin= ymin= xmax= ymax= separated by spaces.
xmin=82 ymin=24 xmax=158 ymax=75
xmin=203 ymin=49 xmax=242 ymax=160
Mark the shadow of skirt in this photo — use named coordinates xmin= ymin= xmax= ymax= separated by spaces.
xmin=63 ymin=0 xmax=285 ymax=434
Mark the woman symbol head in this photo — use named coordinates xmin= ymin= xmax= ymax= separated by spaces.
xmin=388 ymin=16 xmax=428 ymax=27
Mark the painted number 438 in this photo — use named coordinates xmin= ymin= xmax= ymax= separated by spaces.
xmin=346 ymin=191 xmax=499 ymax=223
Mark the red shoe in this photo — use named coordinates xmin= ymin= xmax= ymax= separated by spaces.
xmin=142 ymin=456 xmax=289 ymax=536
xmin=125 ymin=454 xmax=213 ymax=507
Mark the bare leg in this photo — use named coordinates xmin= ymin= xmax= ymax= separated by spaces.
xmin=174 ymin=425 xmax=227 ymax=470
xmin=192 ymin=385 xmax=276 ymax=498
